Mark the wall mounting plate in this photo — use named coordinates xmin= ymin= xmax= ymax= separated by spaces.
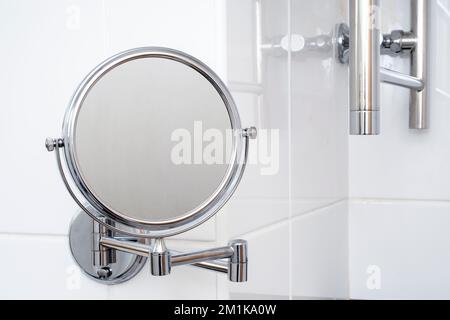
xmin=69 ymin=212 xmax=147 ymax=285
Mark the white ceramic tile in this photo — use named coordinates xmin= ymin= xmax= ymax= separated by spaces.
xmin=380 ymin=0 xmax=411 ymax=32
xmin=291 ymin=202 xmax=349 ymax=299
xmin=171 ymin=218 xmax=216 ymax=242
xmin=232 ymin=92 xmax=260 ymax=129
xmin=433 ymin=0 xmax=450 ymax=97
xmin=226 ymin=0 xmax=258 ymax=83
xmin=225 ymin=222 xmax=290 ymax=299
xmin=103 ymin=0 xmax=222 ymax=74
xmin=261 ymin=0 xmax=289 ymax=39
xmin=290 ymin=0 xmax=348 ymax=215
xmin=108 ymin=265 xmax=217 ymax=300
xmin=221 ymin=197 xmax=289 ymax=238
xmin=0 ymin=234 xmax=108 ymax=299
xmin=291 ymin=0 xmax=348 ymax=34
xmin=0 ymin=0 xmax=105 ymax=235
xmin=350 ymin=200 xmax=450 ymax=300
xmin=222 ymin=0 xmax=291 ymax=239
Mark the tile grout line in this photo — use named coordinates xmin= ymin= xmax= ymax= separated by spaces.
xmin=216 ymin=0 xmax=228 ymax=300
xmin=0 ymin=232 xmax=67 ymax=238
xmin=101 ymin=0 xmax=109 ymax=57
xmin=287 ymin=0 xmax=293 ymax=301
xmin=232 ymin=199 xmax=348 ymax=239
xmin=349 ymin=197 xmax=450 ymax=205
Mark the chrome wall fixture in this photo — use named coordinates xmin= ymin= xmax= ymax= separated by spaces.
xmin=337 ymin=0 xmax=429 ymax=135
xmin=64 ymin=210 xmax=248 ymax=284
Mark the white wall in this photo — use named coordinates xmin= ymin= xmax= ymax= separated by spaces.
xmin=349 ymin=0 xmax=450 ymax=300
xmin=4 ymin=0 xmax=448 ymax=301
xmin=0 ymin=0 xmax=349 ymax=300
xmin=220 ymin=0 xmax=349 ymax=300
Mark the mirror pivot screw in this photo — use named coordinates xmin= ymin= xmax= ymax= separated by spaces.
xmin=45 ymin=138 xmax=64 ymax=152
xmin=243 ymin=127 xmax=257 ymax=140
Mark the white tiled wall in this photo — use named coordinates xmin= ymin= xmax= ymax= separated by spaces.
xmin=0 ymin=0 xmax=350 ymax=300
xmin=221 ymin=0 xmax=349 ymax=300
xmin=2 ymin=0 xmax=447 ymax=300
xmin=349 ymin=0 xmax=450 ymax=300
xmin=349 ymin=200 xmax=450 ymax=300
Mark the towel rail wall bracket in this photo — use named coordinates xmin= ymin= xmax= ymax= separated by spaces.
xmin=336 ymin=0 xmax=428 ymax=135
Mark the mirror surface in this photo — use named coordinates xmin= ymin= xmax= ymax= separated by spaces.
xmin=74 ymin=57 xmax=231 ymax=223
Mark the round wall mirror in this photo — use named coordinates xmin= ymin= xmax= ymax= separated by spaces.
xmin=54 ymin=47 xmax=252 ymax=238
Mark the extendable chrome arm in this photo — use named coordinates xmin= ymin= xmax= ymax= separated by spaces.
xmin=99 ymin=237 xmax=248 ymax=282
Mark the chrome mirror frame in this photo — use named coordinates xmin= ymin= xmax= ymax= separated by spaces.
xmin=50 ymin=47 xmax=250 ymax=238
xmin=46 ymin=47 xmax=256 ymax=284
